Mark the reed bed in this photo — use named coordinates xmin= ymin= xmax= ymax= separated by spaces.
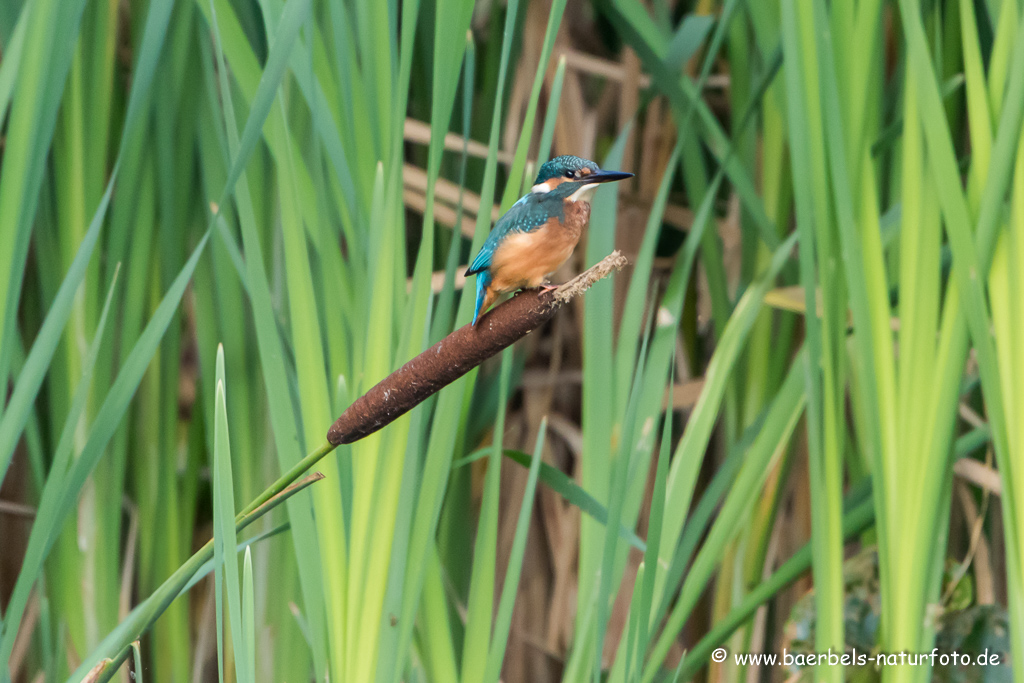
xmin=0 ymin=0 xmax=1020 ymax=682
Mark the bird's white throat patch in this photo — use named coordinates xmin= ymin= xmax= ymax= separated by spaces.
xmin=569 ymin=184 xmax=599 ymax=203
xmin=529 ymin=179 xmax=598 ymax=201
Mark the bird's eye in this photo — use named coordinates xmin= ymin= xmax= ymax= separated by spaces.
xmin=564 ymin=170 xmax=574 ymax=178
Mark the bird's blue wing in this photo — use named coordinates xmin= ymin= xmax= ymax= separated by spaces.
xmin=465 ymin=233 xmax=498 ymax=276
xmin=465 ymin=195 xmax=549 ymax=275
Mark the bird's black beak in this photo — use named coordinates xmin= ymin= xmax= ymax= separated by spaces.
xmin=582 ymin=169 xmax=634 ymax=184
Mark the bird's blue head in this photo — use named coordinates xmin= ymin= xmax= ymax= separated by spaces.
xmin=531 ymin=155 xmax=633 ymax=195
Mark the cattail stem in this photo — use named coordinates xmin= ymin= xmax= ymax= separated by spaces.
xmin=327 ymin=250 xmax=628 ymax=445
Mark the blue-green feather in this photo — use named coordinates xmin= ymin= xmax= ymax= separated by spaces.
xmin=465 ymin=190 xmax=575 ymax=276
xmin=467 ymin=193 xmax=566 ymax=325
xmin=472 ymin=269 xmax=493 ymax=326
xmin=534 ymin=155 xmax=593 ymax=184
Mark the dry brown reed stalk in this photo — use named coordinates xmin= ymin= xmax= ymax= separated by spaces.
xmin=327 ymin=251 xmax=629 ymax=445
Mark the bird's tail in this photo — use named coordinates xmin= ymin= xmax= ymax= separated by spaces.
xmin=472 ymin=271 xmax=493 ymax=326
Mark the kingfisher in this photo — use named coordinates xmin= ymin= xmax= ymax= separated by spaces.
xmin=466 ymin=155 xmax=633 ymax=326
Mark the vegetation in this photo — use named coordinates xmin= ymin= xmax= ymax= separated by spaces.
xmin=0 ymin=0 xmax=1020 ymax=681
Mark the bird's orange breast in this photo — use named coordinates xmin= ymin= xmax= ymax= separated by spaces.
xmin=489 ymin=217 xmax=582 ymax=293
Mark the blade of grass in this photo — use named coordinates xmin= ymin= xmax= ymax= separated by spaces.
xmin=603 ymin=0 xmax=780 ymax=252
xmin=388 ymin=0 xmax=525 ymax=677
xmin=243 ymin=547 xmax=254 ymax=681
xmin=0 ymin=0 xmax=175 ymax=484
xmin=650 ymin=232 xmax=797 ymax=617
xmin=593 ymin=338 xmax=654 ymax=683
xmin=0 ymin=178 xmax=117 ymax=484
xmin=898 ymin=1 xmax=1022 ymax=668
xmin=535 ymin=55 xmax=565 ymax=166
xmin=778 ymin=3 xmax=845 ymax=679
xmin=69 ymin=474 xmax=321 ymax=680
xmin=130 ymin=641 xmax=143 ymax=683
xmin=0 ymin=1 xmax=26 ymax=121
xmin=0 ymin=0 xmax=82 ymax=390
xmin=481 ymin=418 xmax=546 ymax=683
xmin=578 ymin=127 xmax=631 ymax=629
xmin=454 ymin=448 xmax=646 ymax=552
xmin=676 ymin=495 xmax=876 ymax=680
xmin=205 ymin=0 xmax=330 ymax=677
xmin=614 ymin=138 xmax=683 ymax=416
xmin=497 ymin=0 xmax=567 ymax=210
xmin=274 ymin=89 xmax=347 ymax=681
xmin=461 ymin=351 xmax=513 ymax=683
xmin=430 ymin=33 xmax=477 ymax=344
xmin=643 ymin=353 xmax=805 ymax=679
xmin=1 ymin=232 xmax=207 ymax=668
xmin=212 ymin=345 xmax=250 ymax=683
xmin=626 ymin=371 xmax=674 ymax=681
xmin=648 ymin=381 xmax=773 ymax=638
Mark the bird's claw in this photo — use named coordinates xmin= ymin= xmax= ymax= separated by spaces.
xmin=538 ymin=283 xmax=559 ymax=293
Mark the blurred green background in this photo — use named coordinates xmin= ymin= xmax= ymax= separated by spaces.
xmin=1 ymin=0 xmax=1022 ymax=681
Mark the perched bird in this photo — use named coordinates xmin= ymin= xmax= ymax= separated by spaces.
xmin=465 ymin=155 xmax=633 ymax=326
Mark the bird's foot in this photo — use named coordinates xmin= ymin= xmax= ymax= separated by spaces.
xmin=538 ymin=283 xmax=559 ymax=293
